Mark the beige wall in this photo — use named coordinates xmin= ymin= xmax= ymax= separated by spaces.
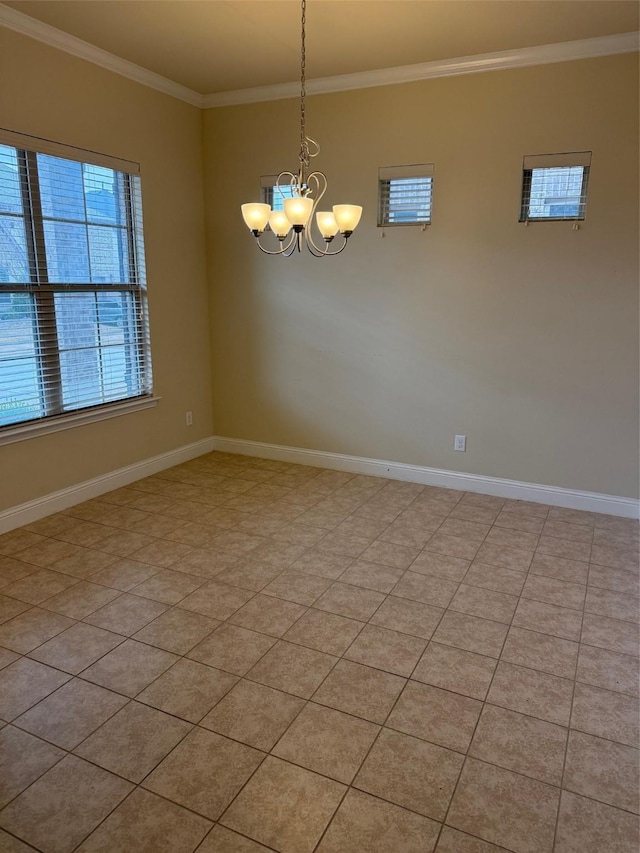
xmin=204 ymin=53 xmax=639 ymax=499
xmin=0 ymin=28 xmax=213 ymax=511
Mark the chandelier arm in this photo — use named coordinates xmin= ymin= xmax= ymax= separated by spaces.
xmin=304 ymin=233 xmax=350 ymax=257
xmin=254 ymin=232 xmax=297 ymax=255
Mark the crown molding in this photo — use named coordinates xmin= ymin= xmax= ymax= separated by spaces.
xmin=0 ymin=3 xmax=204 ymax=107
xmin=1 ymin=2 xmax=637 ymax=109
xmin=202 ymin=31 xmax=639 ymax=108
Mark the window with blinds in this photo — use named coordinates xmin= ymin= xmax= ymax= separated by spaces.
xmin=520 ymin=152 xmax=591 ymax=222
xmin=260 ymin=175 xmax=296 ymax=213
xmin=0 ymin=130 xmax=152 ymax=430
xmin=378 ymin=164 xmax=434 ymax=227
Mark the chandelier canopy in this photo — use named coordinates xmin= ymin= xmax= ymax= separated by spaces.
xmin=241 ymin=0 xmax=362 ymax=257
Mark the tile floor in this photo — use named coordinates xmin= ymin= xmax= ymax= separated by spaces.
xmin=0 ymin=451 xmax=638 ymax=852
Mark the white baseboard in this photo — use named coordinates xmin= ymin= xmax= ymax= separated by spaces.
xmin=0 ymin=437 xmax=216 ymax=534
xmin=213 ymin=436 xmax=640 ymax=520
xmin=2 ymin=434 xmax=637 ymax=533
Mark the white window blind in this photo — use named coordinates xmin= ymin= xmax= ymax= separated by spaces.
xmin=378 ymin=164 xmax=434 ymax=226
xmin=0 ymin=130 xmax=152 ymax=430
xmin=520 ymin=152 xmax=591 ymax=222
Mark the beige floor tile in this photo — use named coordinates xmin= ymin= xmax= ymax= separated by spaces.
xmin=585 ymin=587 xmax=640 ymax=624
xmin=512 ymin=598 xmax=582 ymax=641
xmin=379 ymin=519 xmax=439 ymax=550
xmin=522 ymin=574 xmax=586 ymax=611
xmin=93 ymin=531 xmax=157 ymax=559
xmin=129 ymin=570 xmax=206 ymax=605
xmin=339 ymin=560 xmax=403 ymax=593
xmin=89 ymin=559 xmax=158 ymax=590
xmin=0 ymin=658 xmax=70 ymax=721
xmin=25 ymin=514 xmax=78 ymax=538
xmin=463 ymin=563 xmax=526 ymax=596
xmin=387 ymin=681 xmax=481 ymax=752
xmin=501 ymin=626 xmax=578 ymax=679
xmin=436 ymin=826 xmax=509 ymax=851
xmin=563 ymin=730 xmax=639 ymax=813
xmin=588 ymin=564 xmax=639 ymax=596
xmin=370 ymin=595 xmax=443 ymax=640
xmin=469 ymin=704 xmax=567 ymax=785
xmin=316 ymin=532 xmax=371 ymax=559
xmin=0 ymin=647 xmax=19 ymax=669
xmin=447 ymin=757 xmax=559 ymax=853
xmin=247 ymin=640 xmax=336 ymax=699
xmin=133 ymin=607 xmax=218 ymax=654
xmin=80 ymin=639 xmax=178 ymax=697
xmin=15 ymin=679 xmax=127 ymax=749
xmin=487 ymin=661 xmax=573 ymax=725
xmin=312 ymin=659 xmax=405 ymax=723
xmin=412 ymin=643 xmax=496 ymax=700
xmin=197 ymin=825 xmax=271 ymax=852
xmin=289 ymin=550 xmax=353 ymax=579
xmin=75 ymin=700 xmax=191 ymax=782
xmin=450 ymin=504 xmax=501 ymax=526
xmin=247 ymin=540 xmax=307 ymax=569
xmin=84 ymin=594 xmax=168 ymax=635
xmin=571 ymin=682 xmax=639 ymax=747
xmin=54 ymin=521 xmax=115 ymax=548
xmin=260 ymin=570 xmax=332 ymax=605
xmin=0 ymin=608 xmax=74 ymax=654
xmin=409 ymin=551 xmax=470 ymax=582
xmin=485 ymin=527 xmax=540 ymax=551
xmin=591 ymin=544 xmax=639 ymax=572
xmin=137 ymin=659 xmax=237 ymax=723
xmin=188 ymin=623 xmax=275 ymax=676
xmin=431 ymin=610 xmax=508 ymax=658
xmin=0 ymin=726 xmax=64 ymax=808
xmin=0 ymin=530 xmax=46 ymax=558
xmin=171 ymin=549 xmax=238 ymax=579
xmin=581 ymin=613 xmax=639 ymax=657
xmin=542 ymin=520 xmax=591 ymax=544
xmin=228 ymin=594 xmax=307 ymax=637
xmin=76 ymin=788 xmax=211 ymax=853
xmin=317 ymin=788 xmax=440 ymax=853
xmin=449 ymin=584 xmax=518 ymax=624
xmin=127 ymin=539 xmax=194 ymax=568
xmin=438 ymin=518 xmax=491 ymax=543
xmin=554 ymin=790 xmax=640 ymax=853
xmin=576 ymin=644 xmax=639 ymax=696
xmin=0 ymin=755 xmax=132 ymax=853
xmin=40 ymin=582 xmax=120 ymax=619
xmin=295 ymin=511 xmax=348 ymax=534
xmin=354 ymin=727 xmax=463 ymax=820
xmin=272 ymin=702 xmax=379 ymax=783
xmin=344 ymin=624 xmax=427 ymax=677
xmin=314 ymin=582 xmax=385 ymax=621
xmin=335 ymin=516 xmax=390 ymax=541
xmin=271 ymin=523 xmax=327 ymax=547
xmin=214 ymin=561 xmax=281 ymax=591
xmin=178 ymin=581 xmax=254 ymax=620
xmin=220 ymin=756 xmax=345 ymax=853
xmin=283 ymin=608 xmax=363 ymax=655
xmin=424 ymin=533 xmax=480 ymax=562
xmin=392 ymin=573 xmax=459 ymax=608
xmin=494 ymin=511 xmax=545 ymax=536
xmin=530 ymin=552 xmax=589 ymax=583
xmin=474 ymin=542 xmax=533 ymax=572
xmin=0 ymin=557 xmax=38 ymax=587
xmin=143 ymin=727 xmax=262 ymax=820
xmin=201 ymin=679 xmax=304 ymax=750
xmin=0 ymin=595 xmax=30 ymax=625
xmin=28 ymin=622 xmax=124 ymax=674
xmin=12 ymin=539 xmax=80 ymax=569
xmin=49 ymin=548 xmax=119 ymax=580
xmin=536 ymin=536 xmax=591 ymax=564
xmin=360 ymin=541 xmax=420 ymax=571
xmin=2 ymin=570 xmax=79 ymax=606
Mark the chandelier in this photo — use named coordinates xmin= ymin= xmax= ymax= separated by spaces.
xmin=241 ymin=0 xmax=362 ymax=257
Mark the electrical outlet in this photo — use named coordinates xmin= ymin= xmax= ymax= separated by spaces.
xmin=454 ymin=434 xmax=466 ymax=451
xmin=186 ymin=411 xmax=193 ymax=426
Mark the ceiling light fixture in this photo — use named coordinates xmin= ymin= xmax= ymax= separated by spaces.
xmin=241 ymin=0 xmax=362 ymax=257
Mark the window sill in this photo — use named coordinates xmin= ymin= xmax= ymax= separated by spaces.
xmin=0 ymin=396 xmax=160 ymax=447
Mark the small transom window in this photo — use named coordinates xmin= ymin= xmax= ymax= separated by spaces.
xmin=378 ymin=164 xmax=434 ymax=227
xmin=520 ymin=152 xmax=591 ymax=222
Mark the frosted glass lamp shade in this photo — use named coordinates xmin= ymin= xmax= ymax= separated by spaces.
xmin=242 ymin=203 xmax=271 ymax=232
xmin=333 ymin=204 xmax=363 ymax=233
xmin=316 ymin=211 xmax=339 ymax=238
xmin=283 ymin=196 xmax=313 ymax=226
xmin=269 ymin=210 xmax=292 ymax=238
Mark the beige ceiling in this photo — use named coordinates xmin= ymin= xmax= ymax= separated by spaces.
xmin=4 ymin=0 xmax=639 ymax=95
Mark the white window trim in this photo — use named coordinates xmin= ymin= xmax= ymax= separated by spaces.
xmin=0 ymin=395 xmax=160 ymax=447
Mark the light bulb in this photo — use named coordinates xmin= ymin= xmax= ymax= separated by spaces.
xmin=269 ymin=210 xmax=292 ymax=238
xmin=241 ymin=203 xmax=271 ymax=233
xmin=316 ymin=211 xmax=339 ymax=239
xmin=283 ymin=196 xmax=313 ymax=227
xmin=333 ymin=204 xmax=363 ymax=234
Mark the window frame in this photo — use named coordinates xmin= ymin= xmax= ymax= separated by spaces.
xmin=519 ymin=152 xmax=592 ymax=223
xmin=377 ymin=164 xmax=434 ymax=228
xmin=0 ymin=130 xmax=156 ymax=445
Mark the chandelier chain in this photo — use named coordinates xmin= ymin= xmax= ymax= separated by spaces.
xmin=300 ymin=0 xmax=308 ymax=168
